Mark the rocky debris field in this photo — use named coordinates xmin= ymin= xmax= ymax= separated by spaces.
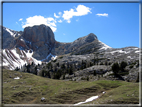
xmin=16 ymin=46 xmax=140 ymax=83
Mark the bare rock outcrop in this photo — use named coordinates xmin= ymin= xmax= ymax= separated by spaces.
xmin=55 ymin=33 xmax=100 ymax=55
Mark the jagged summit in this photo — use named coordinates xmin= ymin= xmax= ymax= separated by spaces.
xmin=83 ymin=33 xmax=98 ymax=43
xmin=24 ymin=24 xmax=49 ymax=28
xmin=1 ymin=25 xmax=113 ymax=70
xmin=74 ymin=33 xmax=97 ymax=43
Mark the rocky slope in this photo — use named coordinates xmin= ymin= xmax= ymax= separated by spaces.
xmin=1 ymin=25 xmax=57 ymax=69
xmin=37 ymin=46 xmax=140 ymax=82
xmin=2 ymin=26 xmax=22 ymax=49
xmin=55 ymin=33 xmax=111 ymax=55
xmin=1 ymin=24 xmax=112 ymax=70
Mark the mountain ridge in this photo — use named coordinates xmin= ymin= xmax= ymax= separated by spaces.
xmin=1 ymin=24 xmax=139 ymax=70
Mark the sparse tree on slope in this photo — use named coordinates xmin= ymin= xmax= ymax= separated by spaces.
xmin=120 ymin=61 xmax=127 ymax=71
xmin=112 ymin=62 xmax=120 ymax=75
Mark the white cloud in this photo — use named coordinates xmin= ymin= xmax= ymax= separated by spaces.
xmin=62 ymin=5 xmax=91 ymax=23
xmin=75 ymin=5 xmax=92 ymax=16
xmin=54 ymin=12 xmax=62 ymax=19
xmin=54 ymin=13 xmax=60 ymax=18
xmin=22 ymin=15 xmax=57 ymax=32
xmin=19 ymin=18 xmax=23 ymax=21
xmin=58 ymin=12 xmax=62 ymax=15
xmin=58 ymin=20 xmax=62 ymax=23
xmin=67 ymin=20 xmax=71 ymax=23
xmin=96 ymin=13 xmax=108 ymax=17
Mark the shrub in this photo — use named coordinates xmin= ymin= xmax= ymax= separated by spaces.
xmin=59 ymin=56 xmax=63 ymax=59
xmin=112 ymin=62 xmax=120 ymax=75
xmin=129 ymin=65 xmax=133 ymax=69
xmin=100 ymin=62 xmax=104 ymax=65
xmin=87 ymin=76 xmax=89 ymax=81
xmin=15 ymin=67 xmax=19 ymax=71
xmin=120 ymin=61 xmax=127 ymax=71
xmin=52 ymin=59 xmax=57 ymax=62
xmin=93 ymin=70 xmax=97 ymax=76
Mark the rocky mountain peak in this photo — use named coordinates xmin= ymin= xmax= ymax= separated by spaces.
xmin=23 ymin=24 xmax=55 ymax=44
xmin=21 ymin=24 xmax=56 ymax=60
xmin=1 ymin=24 xmax=114 ymax=70
xmin=2 ymin=26 xmax=21 ymax=49
xmin=85 ymin=33 xmax=97 ymax=42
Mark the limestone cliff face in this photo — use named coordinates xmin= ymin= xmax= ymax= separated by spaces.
xmin=21 ymin=24 xmax=56 ymax=60
xmin=23 ymin=25 xmax=55 ymax=50
xmin=2 ymin=25 xmax=56 ymax=61
xmin=2 ymin=24 xmax=111 ymax=60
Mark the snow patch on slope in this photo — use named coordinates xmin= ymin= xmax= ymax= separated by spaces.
xmin=5 ymin=28 xmax=14 ymax=36
xmin=2 ymin=48 xmax=42 ymax=70
xmin=109 ymin=47 xmax=139 ymax=55
xmin=74 ymin=91 xmax=106 ymax=105
xmin=110 ymin=50 xmax=128 ymax=55
xmin=41 ymin=53 xmax=57 ymax=62
xmin=135 ymin=50 xmax=139 ymax=53
xmin=98 ymin=40 xmax=112 ymax=50
xmin=5 ymin=28 xmax=17 ymax=37
xmin=74 ymin=96 xmax=99 ymax=105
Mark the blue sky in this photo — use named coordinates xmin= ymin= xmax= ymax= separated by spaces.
xmin=3 ymin=2 xmax=139 ymax=48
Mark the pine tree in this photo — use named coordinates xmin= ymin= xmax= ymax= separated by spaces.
xmin=136 ymin=72 xmax=139 ymax=82
xmin=120 ymin=61 xmax=127 ymax=71
xmin=94 ymin=70 xmax=97 ymax=76
xmin=63 ymin=74 xmax=65 ymax=80
xmin=34 ymin=66 xmax=38 ymax=75
xmin=26 ymin=64 xmax=31 ymax=73
xmin=56 ymin=62 xmax=59 ymax=67
xmin=112 ymin=62 xmax=120 ymax=75
xmin=87 ymin=76 xmax=89 ymax=81
xmin=69 ymin=68 xmax=73 ymax=75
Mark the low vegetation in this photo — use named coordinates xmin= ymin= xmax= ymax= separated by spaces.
xmin=3 ymin=69 xmax=139 ymax=104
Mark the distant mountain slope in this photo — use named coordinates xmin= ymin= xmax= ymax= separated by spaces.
xmin=55 ymin=33 xmax=112 ymax=55
xmin=0 ymin=24 xmax=139 ymax=70
xmin=1 ymin=25 xmax=56 ymax=69
xmin=2 ymin=26 xmax=23 ymax=49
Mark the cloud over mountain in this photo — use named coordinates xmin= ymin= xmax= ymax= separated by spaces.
xmin=22 ymin=15 xmax=57 ymax=32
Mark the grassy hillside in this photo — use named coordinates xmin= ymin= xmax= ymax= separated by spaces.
xmin=2 ymin=69 xmax=139 ymax=105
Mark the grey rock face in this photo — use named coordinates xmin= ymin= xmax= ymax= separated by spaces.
xmin=2 ymin=25 xmax=56 ymax=60
xmin=125 ymin=67 xmax=139 ymax=82
xmin=83 ymin=33 xmax=98 ymax=42
xmin=22 ymin=24 xmax=56 ymax=60
xmin=2 ymin=25 xmax=109 ymax=61
xmin=55 ymin=33 xmax=100 ymax=55
xmin=1 ymin=24 xmax=112 ymax=70
xmin=2 ymin=27 xmax=18 ymax=49
xmin=1 ymin=25 xmax=56 ymax=70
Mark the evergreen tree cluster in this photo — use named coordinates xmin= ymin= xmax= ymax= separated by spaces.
xmin=112 ymin=61 xmax=128 ymax=76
